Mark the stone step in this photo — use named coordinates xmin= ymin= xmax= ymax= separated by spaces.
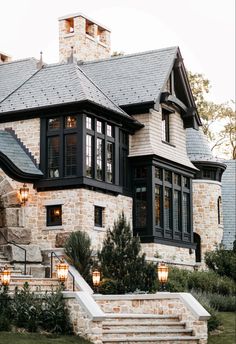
xmin=102 ymin=328 xmax=194 ymax=338
xmin=7 ymin=278 xmax=61 ymax=292
xmin=103 ymin=321 xmax=186 ymax=330
xmin=105 ymin=314 xmax=180 ymax=323
xmin=102 ymin=336 xmax=201 ymax=343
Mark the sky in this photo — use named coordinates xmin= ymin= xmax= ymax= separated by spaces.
xmin=0 ymin=0 xmax=235 ymax=105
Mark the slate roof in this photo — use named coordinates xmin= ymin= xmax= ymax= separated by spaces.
xmin=222 ymin=160 xmax=236 ymax=249
xmin=80 ymin=47 xmax=179 ymax=107
xmin=0 ymin=58 xmax=38 ymax=102
xmin=0 ymin=63 xmax=127 ymax=116
xmin=186 ymin=128 xmax=220 ymax=162
xmin=0 ymin=130 xmax=43 ymax=177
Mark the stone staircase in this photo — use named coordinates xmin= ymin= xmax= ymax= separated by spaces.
xmin=101 ymin=314 xmax=201 ymax=343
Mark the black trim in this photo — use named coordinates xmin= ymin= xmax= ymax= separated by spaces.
xmin=121 ymin=101 xmax=155 ymax=115
xmin=138 ymin=235 xmax=196 ymax=249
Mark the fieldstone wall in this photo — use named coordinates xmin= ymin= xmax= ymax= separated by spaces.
xmin=192 ymin=180 xmax=223 ymax=258
xmin=59 ymin=15 xmax=110 ymax=63
xmin=0 ymin=118 xmax=40 ymax=163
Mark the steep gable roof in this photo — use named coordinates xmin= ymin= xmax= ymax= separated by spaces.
xmin=0 ymin=58 xmax=38 ymax=102
xmin=80 ymin=47 xmax=179 ymax=108
xmin=0 ymin=63 xmax=127 ymax=117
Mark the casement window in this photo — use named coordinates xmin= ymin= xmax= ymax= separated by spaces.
xmin=133 ymin=163 xmax=192 ymax=246
xmin=46 ymin=116 xmax=77 ymax=178
xmin=218 ymin=196 xmax=222 ymax=224
xmin=46 ymin=205 xmax=62 ymax=226
xmin=94 ymin=206 xmax=104 ymax=227
xmin=86 ymin=116 xmax=115 ymax=183
xmin=162 ymin=109 xmax=170 ymax=142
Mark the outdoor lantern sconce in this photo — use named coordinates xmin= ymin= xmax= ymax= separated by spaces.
xmin=92 ymin=268 xmax=101 ymax=292
xmin=56 ymin=258 xmax=69 ymax=283
xmin=157 ymin=262 xmax=169 ymax=291
xmin=20 ymin=183 xmax=29 ymax=204
xmin=1 ymin=265 xmax=11 ymax=286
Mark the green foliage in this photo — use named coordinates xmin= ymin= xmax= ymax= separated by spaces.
xmin=0 ymin=286 xmax=12 ymax=331
xmin=98 ymin=213 xmax=157 ymax=294
xmin=207 ymin=293 xmax=236 ymax=312
xmin=98 ymin=278 xmax=119 ymax=295
xmin=64 ymin=231 xmax=93 ymax=284
xmin=165 ymin=267 xmax=190 ymax=292
xmin=39 ymin=288 xmax=71 ymax=334
xmin=205 ymin=248 xmax=236 ymax=282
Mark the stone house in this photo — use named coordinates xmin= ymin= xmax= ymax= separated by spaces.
xmin=0 ymin=12 xmax=226 ymax=272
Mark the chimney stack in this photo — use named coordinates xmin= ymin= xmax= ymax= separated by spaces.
xmin=58 ymin=13 xmax=111 ymax=63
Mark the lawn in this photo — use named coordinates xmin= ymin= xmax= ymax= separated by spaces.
xmin=208 ymin=312 xmax=236 ymax=344
xmin=0 ymin=332 xmax=92 ymax=344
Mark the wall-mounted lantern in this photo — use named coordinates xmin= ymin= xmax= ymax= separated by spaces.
xmin=157 ymin=262 xmax=169 ymax=291
xmin=56 ymin=258 xmax=69 ymax=283
xmin=20 ymin=183 xmax=29 ymax=204
xmin=1 ymin=265 xmax=11 ymax=286
xmin=92 ymin=268 xmax=101 ymax=293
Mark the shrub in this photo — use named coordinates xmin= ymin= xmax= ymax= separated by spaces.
xmin=205 ymin=247 xmax=236 ymax=281
xmin=0 ymin=286 xmax=12 ymax=331
xmin=166 ymin=267 xmax=190 ymax=292
xmin=98 ymin=213 xmax=157 ymax=294
xmin=39 ymin=288 xmax=71 ymax=333
xmin=207 ymin=293 xmax=236 ymax=312
xmin=64 ymin=231 xmax=93 ymax=284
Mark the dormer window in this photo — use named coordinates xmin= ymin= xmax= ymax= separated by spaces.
xmin=65 ymin=18 xmax=74 ymax=33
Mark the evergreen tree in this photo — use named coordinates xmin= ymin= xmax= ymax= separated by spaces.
xmin=98 ymin=213 xmax=157 ymax=294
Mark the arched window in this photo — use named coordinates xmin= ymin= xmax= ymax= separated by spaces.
xmin=218 ymin=196 xmax=222 ymax=224
xmin=194 ymin=233 xmax=201 ymax=263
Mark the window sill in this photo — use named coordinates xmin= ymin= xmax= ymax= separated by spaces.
xmin=94 ymin=226 xmax=106 ymax=232
xmin=44 ymin=226 xmax=64 ymax=231
xmin=162 ymin=140 xmax=176 ymax=148
xmin=63 ymin=33 xmax=75 ymax=38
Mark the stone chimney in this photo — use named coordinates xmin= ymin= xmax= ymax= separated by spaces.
xmin=0 ymin=52 xmax=12 ymax=64
xmin=58 ymin=13 xmax=111 ymax=63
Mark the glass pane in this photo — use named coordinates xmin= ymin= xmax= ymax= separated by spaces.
xmin=174 ymin=174 xmax=181 ymax=185
xmin=155 ymin=167 xmax=162 ymax=180
xmin=183 ymin=193 xmax=190 ymax=233
xmin=107 ymin=124 xmax=113 ymax=137
xmin=96 ymin=120 xmax=102 ymax=133
xmin=165 ymin=170 xmax=172 ymax=183
xmin=183 ymin=177 xmax=189 ymax=188
xmin=64 ymin=134 xmax=77 ymax=176
xmin=164 ymin=187 xmax=172 ymax=229
xmin=65 ymin=116 xmax=77 ymax=128
xmin=94 ymin=206 xmax=103 ymax=227
xmin=48 ymin=118 xmax=60 ymax=130
xmin=86 ymin=116 xmax=92 ymax=130
xmin=155 ymin=185 xmax=162 ymax=227
xmin=86 ymin=135 xmax=92 ymax=177
xmin=135 ymin=186 xmax=147 ymax=228
xmin=96 ymin=138 xmax=103 ymax=180
xmin=107 ymin=142 xmax=113 ymax=183
xmin=47 ymin=205 xmax=62 ymax=226
xmin=173 ymin=190 xmax=181 ymax=231
xmin=48 ymin=136 xmax=60 ymax=178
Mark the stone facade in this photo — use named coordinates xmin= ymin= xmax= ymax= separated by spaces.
xmin=192 ymin=180 xmax=223 ymax=258
xmin=130 ymin=109 xmax=197 ymax=170
xmin=59 ymin=14 xmax=111 ymax=63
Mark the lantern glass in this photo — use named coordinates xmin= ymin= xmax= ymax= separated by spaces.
xmin=92 ymin=269 xmax=101 ymax=287
xmin=157 ymin=262 xmax=169 ymax=284
xmin=20 ymin=184 xmax=29 ymax=204
xmin=1 ymin=266 xmax=11 ymax=286
xmin=56 ymin=259 xmax=69 ymax=282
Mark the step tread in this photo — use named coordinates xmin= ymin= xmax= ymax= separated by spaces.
xmin=102 ymin=335 xmax=201 ymax=342
xmin=103 ymin=329 xmax=193 ymax=334
xmin=102 ymin=321 xmax=186 ymax=326
xmin=105 ymin=314 xmax=180 ymax=319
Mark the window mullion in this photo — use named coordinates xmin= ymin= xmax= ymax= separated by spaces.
xmin=59 ymin=117 xmax=64 ymax=177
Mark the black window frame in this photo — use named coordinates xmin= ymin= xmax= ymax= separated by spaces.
xmin=46 ymin=205 xmax=62 ymax=227
xmin=94 ymin=206 xmax=104 ymax=228
xmin=162 ymin=109 xmax=170 ymax=143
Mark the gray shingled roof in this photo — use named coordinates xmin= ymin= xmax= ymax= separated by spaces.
xmin=222 ymin=160 xmax=236 ymax=249
xmin=0 ymin=130 xmax=43 ymax=177
xmin=0 ymin=58 xmax=38 ymax=102
xmin=80 ymin=47 xmax=178 ymax=107
xmin=185 ymin=128 xmax=218 ymax=162
xmin=0 ymin=63 xmax=126 ymax=116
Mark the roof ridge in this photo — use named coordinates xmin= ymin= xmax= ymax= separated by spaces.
xmin=80 ymin=46 xmax=179 ymax=65
xmin=76 ymin=64 xmax=127 ymax=116
xmin=0 ymin=57 xmax=38 ymax=67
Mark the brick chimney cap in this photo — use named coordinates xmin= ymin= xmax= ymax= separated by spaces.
xmin=58 ymin=12 xmax=111 ymax=32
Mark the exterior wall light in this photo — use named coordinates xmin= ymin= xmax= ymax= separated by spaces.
xmin=92 ymin=268 xmax=101 ymax=292
xmin=56 ymin=258 xmax=69 ymax=283
xmin=20 ymin=183 xmax=29 ymax=204
xmin=1 ymin=265 xmax=11 ymax=286
xmin=157 ymin=262 xmax=169 ymax=291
